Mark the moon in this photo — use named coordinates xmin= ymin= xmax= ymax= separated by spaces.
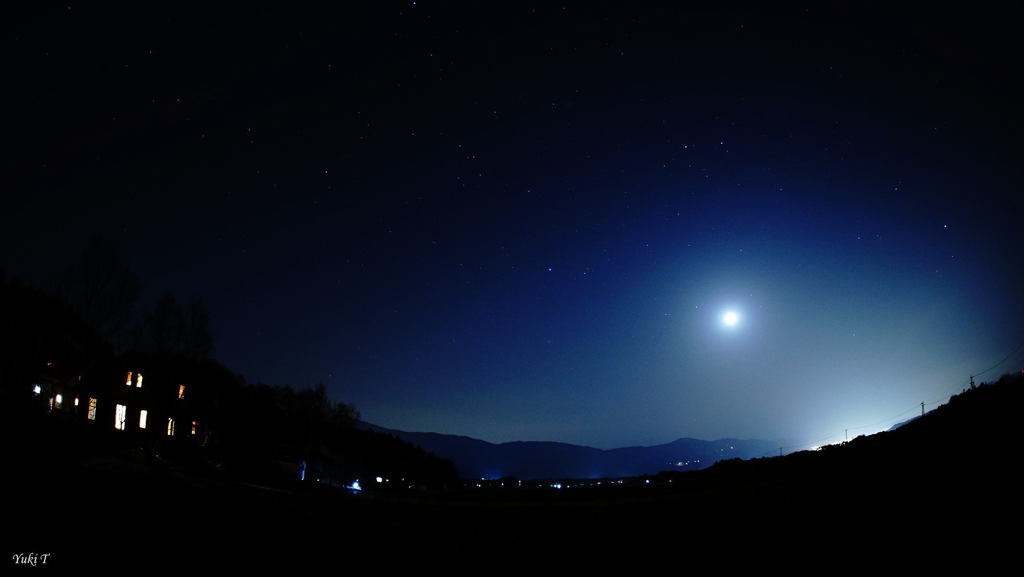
xmin=722 ymin=310 xmax=740 ymax=327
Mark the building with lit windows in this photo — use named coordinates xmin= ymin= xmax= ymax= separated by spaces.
xmin=41 ymin=353 xmax=238 ymax=453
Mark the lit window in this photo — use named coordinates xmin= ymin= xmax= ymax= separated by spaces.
xmin=126 ymin=372 xmax=132 ymax=386
xmin=88 ymin=398 xmax=97 ymax=421
xmin=54 ymin=394 xmax=63 ymax=409
xmin=115 ymin=404 xmax=127 ymax=431
xmin=178 ymin=385 xmax=186 ymax=400
xmin=136 ymin=373 xmax=143 ymax=388
xmin=74 ymin=397 xmax=80 ymax=407
xmin=32 ymin=385 xmax=41 ymax=395
xmin=191 ymin=421 xmax=198 ymax=436
xmin=167 ymin=418 xmax=175 ymax=437
xmin=139 ymin=409 xmax=148 ymax=429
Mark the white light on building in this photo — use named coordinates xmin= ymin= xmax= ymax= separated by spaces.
xmin=115 ymin=404 xmax=127 ymax=431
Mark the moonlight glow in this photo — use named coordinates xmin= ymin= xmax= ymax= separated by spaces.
xmin=722 ymin=311 xmax=740 ymax=327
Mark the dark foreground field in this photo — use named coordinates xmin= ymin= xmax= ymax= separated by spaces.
xmin=7 ymin=375 xmax=1022 ymax=571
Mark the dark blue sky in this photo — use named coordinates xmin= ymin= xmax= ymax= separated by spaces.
xmin=7 ymin=2 xmax=1023 ymax=449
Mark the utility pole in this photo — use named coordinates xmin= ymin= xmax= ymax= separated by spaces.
xmin=921 ymin=402 xmax=925 ymax=417
xmin=845 ymin=429 xmax=848 ymax=442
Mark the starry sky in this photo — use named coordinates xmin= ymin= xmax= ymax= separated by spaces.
xmin=6 ymin=2 xmax=1023 ymax=450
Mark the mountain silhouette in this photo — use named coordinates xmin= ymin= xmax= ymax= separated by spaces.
xmin=360 ymin=422 xmax=775 ymax=479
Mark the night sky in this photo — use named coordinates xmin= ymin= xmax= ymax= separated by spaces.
xmin=7 ymin=3 xmax=1023 ymax=450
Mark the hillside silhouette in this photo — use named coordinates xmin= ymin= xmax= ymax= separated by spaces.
xmin=692 ymin=371 xmax=1022 ymax=523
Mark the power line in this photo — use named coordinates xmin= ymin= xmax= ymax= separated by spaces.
xmin=750 ymin=341 xmax=1024 ymax=458
xmin=775 ymin=340 xmax=1024 ymax=456
xmin=972 ymin=341 xmax=1024 ymax=379
xmin=848 ymin=406 xmax=919 ymax=432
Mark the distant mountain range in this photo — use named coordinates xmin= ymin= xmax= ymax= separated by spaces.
xmin=359 ymin=422 xmax=776 ymax=479
xmin=888 ymin=415 xmax=921 ymax=431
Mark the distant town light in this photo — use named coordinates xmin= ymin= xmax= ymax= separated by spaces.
xmin=54 ymin=394 xmax=63 ymax=408
xmin=139 ymin=409 xmax=148 ymax=429
xmin=88 ymin=398 xmax=97 ymax=421
xmin=136 ymin=373 xmax=143 ymax=388
xmin=126 ymin=372 xmax=132 ymax=386
xmin=32 ymin=385 xmax=41 ymax=395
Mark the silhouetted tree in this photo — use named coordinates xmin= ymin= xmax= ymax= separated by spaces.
xmin=135 ymin=294 xmax=214 ymax=358
xmin=145 ymin=294 xmax=186 ymax=355
xmin=55 ymin=237 xmax=141 ymax=352
xmin=0 ymin=274 xmax=109 ymax=410
xmin=184 ymin=296 xmax=214 ymax=359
